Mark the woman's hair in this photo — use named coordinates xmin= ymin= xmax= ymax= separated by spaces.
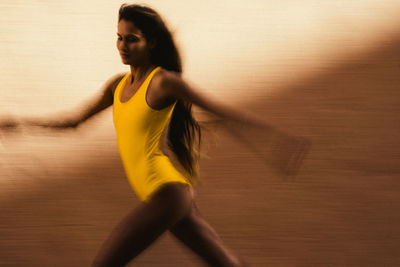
xmin=118 ymin=3 xmax=202 ymax=181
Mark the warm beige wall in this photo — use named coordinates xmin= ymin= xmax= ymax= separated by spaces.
xmin=1 ymin=0 xmax=400 ymax=112
xmin=1 ymin=1 xmax=400 ymax=266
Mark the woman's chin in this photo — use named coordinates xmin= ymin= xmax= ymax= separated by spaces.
xmin=120 ymin=56 xmax=131 ymax=65
xmin=120 ymin=59 xmax=129 ymax=64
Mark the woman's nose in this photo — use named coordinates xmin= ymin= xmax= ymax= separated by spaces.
xmin=117 ymin=40 xmax=127 ymax=51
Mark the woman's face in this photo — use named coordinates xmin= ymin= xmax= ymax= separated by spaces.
xmin=117 ymin=19 xmax=152 ymax=66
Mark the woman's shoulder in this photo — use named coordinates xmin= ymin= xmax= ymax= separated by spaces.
xmin=154 ymin=68 xmax=184 ymax=90
xmin=148 ymin=68 xmax=185 ymax=103
xmin=110 ymin=72 xmax=129 ymax=84
xmin=157 ymin=68 xmax=181 ymax=79
xmin=105 ymin=72 xmax=129 ymax=95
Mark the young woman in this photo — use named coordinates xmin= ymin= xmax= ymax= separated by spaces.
xmin=0 ymin=4 xmax=309 ymax=266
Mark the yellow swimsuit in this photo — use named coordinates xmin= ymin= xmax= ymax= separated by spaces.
xmin=113 ymin=66 xmax=190 ymax=202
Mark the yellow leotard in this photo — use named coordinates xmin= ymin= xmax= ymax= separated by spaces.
xmin=113 ymin=66 xmax=190 ymax=202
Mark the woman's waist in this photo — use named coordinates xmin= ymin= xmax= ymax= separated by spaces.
xmin=118 ymin=148 xmax=167 ymax=164
xmin=116 ymin=136 xmax=162 ymax=152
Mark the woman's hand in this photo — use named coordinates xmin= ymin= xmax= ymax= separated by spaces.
xmin=262 ymin=131 xmax=311 ymax=176
xmin=0 ymin=115 xmax=20 ymax=131
xmin=222 ymin=118 xmax=311 ymax=176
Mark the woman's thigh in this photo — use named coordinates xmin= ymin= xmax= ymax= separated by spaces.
xmin=169 ymin=203 xmax=244 ymax=267
xmin=92 ymin=182 xmax=193 ymax=267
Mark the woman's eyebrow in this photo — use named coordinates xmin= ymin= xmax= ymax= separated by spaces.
xmin=116 ymin=32 xmax=140 ymax=37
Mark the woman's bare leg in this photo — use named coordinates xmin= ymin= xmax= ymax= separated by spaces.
xmin=91 ymin=183 xmax=193 ymax=267
xmin=170 ymin=202 xmax=247 ymax=267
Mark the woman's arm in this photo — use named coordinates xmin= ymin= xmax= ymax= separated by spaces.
xmin=0 ymin=73 xmax=125 ymax=130
xmin=161 ymin=72 xmax=311 ymax=176
xmin=161 ymin=71 xmax=268 ymax=130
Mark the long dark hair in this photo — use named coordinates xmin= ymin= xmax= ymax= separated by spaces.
xmin=118 ymin=4 xmax=201 ymax=181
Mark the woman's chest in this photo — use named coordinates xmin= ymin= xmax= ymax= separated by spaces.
xmin=120 ymin=75 xmax=175 ymax=110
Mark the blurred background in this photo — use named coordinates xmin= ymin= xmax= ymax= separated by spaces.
xmin=1 ymin=0 xmax=400 ymax=266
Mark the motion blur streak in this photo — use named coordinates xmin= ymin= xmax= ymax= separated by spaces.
xmin=1 ymin=1 xmax=400 ymax=266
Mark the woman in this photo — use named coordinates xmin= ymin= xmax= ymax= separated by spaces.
xmin=0 ymin=4 xmax=309 ymax=266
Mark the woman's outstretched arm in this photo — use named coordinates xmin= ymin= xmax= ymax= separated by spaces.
xmin=161 ymin=71 xmax=311 ymax=176
xmin=160 ymin=72 xmax=268 ymax=131
xmin=0 ymin=73 xmax=125 ymax=131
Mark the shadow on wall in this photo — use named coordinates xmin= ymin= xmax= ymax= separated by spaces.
xmin=1 ymin=32 xmax=400 ymax=266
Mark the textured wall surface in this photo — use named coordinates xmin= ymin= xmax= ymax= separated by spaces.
xmin=1 ymin=1 xmax=400 ymax=266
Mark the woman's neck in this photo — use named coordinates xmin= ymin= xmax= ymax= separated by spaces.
xmin=129 ymin=63 xmax=156 ymax=84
